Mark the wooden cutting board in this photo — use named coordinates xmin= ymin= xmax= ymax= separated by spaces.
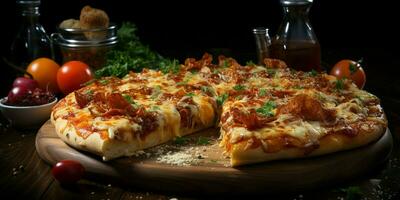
xmin=35 ymin=120 xmax=393 ymax=195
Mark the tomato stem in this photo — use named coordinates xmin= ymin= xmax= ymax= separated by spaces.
xmin=357 ymin=58 xmax=364 ymax=65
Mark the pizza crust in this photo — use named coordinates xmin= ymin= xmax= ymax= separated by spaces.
xmin=230 ymin=124 xmax=386 ymax=166
xmin=52 ymin=112 xmax=210 ymax=161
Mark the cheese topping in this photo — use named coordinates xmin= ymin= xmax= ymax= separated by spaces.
xmin=52 ymin=55 xmax=386 ymax=162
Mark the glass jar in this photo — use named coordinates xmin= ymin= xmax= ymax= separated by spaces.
xmin=8 ymin=0 xmax=53 ymax=68
xmin=253 ymin=27 xmax=271 ymax=65
xmin=270 ymin=0 xmax=321 ymax=71
xmin=52 ymin=24 xmax=118 ymax=70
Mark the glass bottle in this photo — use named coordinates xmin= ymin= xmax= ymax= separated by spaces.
xmin=270 ymin=0 xmax=321 ymax=71
xmin=253 ymin=27 xmax=271 ymax=65
xmin=8 ymin=0 xmax=53 ymax=68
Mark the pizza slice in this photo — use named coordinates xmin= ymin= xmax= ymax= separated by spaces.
xmin=219 ymin=68 xmax=387 ymax=166
xmin=51 ymin=70 xmax=217 ymax=161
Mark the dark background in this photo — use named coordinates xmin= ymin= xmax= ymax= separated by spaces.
xmin=0 ymin=0 xmax=398 ymax=97
xmin=1 ymin=0 xmax=397 ymax=57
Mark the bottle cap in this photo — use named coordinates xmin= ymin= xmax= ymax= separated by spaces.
xmin=253 ymin=27 xmax=269 ymax=34
xmin=280 ymin=0 xmax=312 ymax=6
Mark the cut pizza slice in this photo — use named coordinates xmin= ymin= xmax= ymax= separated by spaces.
xmin=51 ymin=71 xmax=217 ymax=161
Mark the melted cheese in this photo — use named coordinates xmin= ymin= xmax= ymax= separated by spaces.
xmin=158 ymin=103 xmax=181 ymax=136
xmin=193 ymin=96 xmax=215 ymax=126
xmin=92 ymin=117 xmax=140 ymax=140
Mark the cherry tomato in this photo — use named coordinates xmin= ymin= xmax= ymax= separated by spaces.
xmin=12 ymin=77 xmax=39 ymax=91
xmin=57 ymin=61 xmax=93 ymax=95
xmin=27 ymin=58 xmax=60 ymax=93
xmin=52 ymin=160 xmax=85 ymax=184
xmin=330 ymin=59 xmax=366 ymax=89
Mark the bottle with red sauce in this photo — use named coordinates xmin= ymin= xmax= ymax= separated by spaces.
xmin=270 ymin=0 xmax=321 ymax=72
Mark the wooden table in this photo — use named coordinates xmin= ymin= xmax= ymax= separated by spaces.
xmin=1 ymin=48 xmax=400 ymax=199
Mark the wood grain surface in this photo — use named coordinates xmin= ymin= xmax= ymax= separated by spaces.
xmin=35 ymin=120 xmax=393 ymax=195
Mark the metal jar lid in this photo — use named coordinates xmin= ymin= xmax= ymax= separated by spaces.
xmin=52 ymin=23 xmax=118 ymax=48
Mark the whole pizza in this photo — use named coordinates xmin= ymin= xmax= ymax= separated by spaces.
xmin=51 ymin=54 xmax=387 ymax=166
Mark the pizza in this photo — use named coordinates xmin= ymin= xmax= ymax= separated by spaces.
xmin=51 ymin=53 xmax=387 ymax=166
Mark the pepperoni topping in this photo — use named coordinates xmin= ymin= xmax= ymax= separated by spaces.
xmin=134 ymin=107 xmax=159 ymax=137
xmin=176 ymin=96 xmax=197 ymax=128
xmin=74 ymin=91 xmax=92 ymax=108
xmin=93 ymin=92 xmax=107 ymax=104
xmin=270 ymin=90 xmax=295 ymax=98
xmin=184 ymin=53 xmax=213 ymax=71
xmin=102 ymin=109 xmax=126 ymax=118
xmin=107 ymin=93 xmax=131 ymax=110
xmin=230 ymin=108 xmax=275 ymax=130
xmin=263 ymin=58 xmax=287 ymax=68
xmin=278 ymin=94 xmax=336 ymax=122
xmin=178 ymin=107 xmax=192 ymax=128
xmin=124 ymin=86 xmax=153 ymax=96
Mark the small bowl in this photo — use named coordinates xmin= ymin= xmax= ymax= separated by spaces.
xmin=0 ymin=97 xmax=58 ymax=129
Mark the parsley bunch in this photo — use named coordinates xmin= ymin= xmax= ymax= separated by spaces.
xmin=95 ymin=22 xmax=178 ymax=78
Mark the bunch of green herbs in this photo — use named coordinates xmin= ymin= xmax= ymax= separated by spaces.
xmin=95 ymin=22 xmax=178 ymax=78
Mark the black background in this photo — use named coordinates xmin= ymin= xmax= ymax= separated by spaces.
xmin=0 ymin=0 xmax=398 ymax=96
xmin=1 ymin=0 xmax=396 ymax=56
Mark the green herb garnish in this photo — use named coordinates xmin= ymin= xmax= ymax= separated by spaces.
xmin=197 ymin=136 xmax=210 ymax=145
xmin=122 ymin=94 xmax=136 ymax=105
xmin=267 ymin=68 xmax=276 ymax=77
xmin=201 ymin=86 xmax=215 ymax=96
xmin=309 ymin=69 xmax=318 ymax=77
xmin=150 ymin=106 xmax=160 ymax=111
xmin=185 ymin=92 xmax=195 ymax=97
xmin=221 ymin=60 xmax=229 ymax=68
xmin=176 ymin=80 xmax=188 ymax=86
xmin=82 ymin=79 xmax=96 ymax=86
xmin=95 ymin=22 xmax=173 ymax=78
xmin=150 ymin=85 xmax=162 ymax=99
xmin=340 ymin=186 xmax=362 ymax=200
xmin=216 ymin=93 xmax=229 ymax=106
xmin=258 ymin=88 xmax=267 ymax=96
xmin=315 ymin=92 xmax=325 ymax=101
xmin=335 ymin=79 xmax=345 ymax=90
xmin=235 ymin=95 xmax=243 ymax=100
xmin=176 ymin=74 xmax=193 ymax=86
xmin=293 ymin=85 xmax=304 ymax=89
xmin=160 ymin=59 xmax=180 ymax=74
xmin=233 ymin=84 xmax=246 ymax=91
xmin=84 ymin=90 xmax=94 ymax=95
xmin=246 ymin=60 xmax=256 ymax=66
xmin=99 ymin=79 xmax=109 ymax=85
xmin=256 ymin=101 xmax=277 ymax=117
xmin=190 ymin=70 xmax=198 ymax=74
xmin=174 ymin=136 xmax=189 ymax=145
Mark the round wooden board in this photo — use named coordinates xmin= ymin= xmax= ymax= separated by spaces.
xmin=36 ymin=120 xmax=393 ymax=195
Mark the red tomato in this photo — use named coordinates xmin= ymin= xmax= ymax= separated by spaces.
xmin=330 ymin=59 xmax=366 ymax=89
xmin=57 ymin=61 xmax=93 ymax=95
xmin=52 ymin=160 xmax=85 ymax=184
xmin=27 ymin=58 xmax=60 ymax=93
